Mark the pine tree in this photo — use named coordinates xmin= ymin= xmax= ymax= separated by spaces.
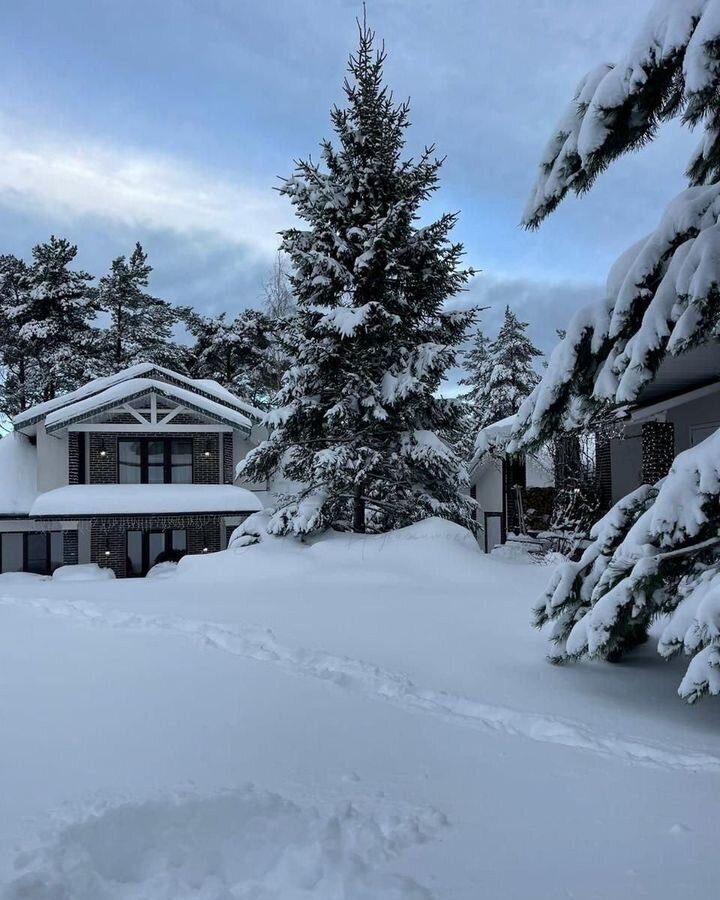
xmin=0 ymin=255 xmax=40 ymax=416
xmin=478 ymin=307 xmax=542 ymax=430
xmin=513 ymin=0 xmax=720 ymax=701
xmin=239 ymin=20 xmax=475 ymax=536
xmin=458 ymin=327 xmax=491 ymax=458
xmin=19 ymin=236 xmax=98 ymax=401
xmin=96 ymin=243 xmax=188 ymax=374
xmin=186 ymin=309 xmax=276 ymax=407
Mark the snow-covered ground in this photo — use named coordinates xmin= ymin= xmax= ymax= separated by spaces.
xmin=1 ymin=519 xmax=718 ymax=899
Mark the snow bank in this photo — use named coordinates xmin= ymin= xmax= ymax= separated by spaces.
xmin=30 ymin=484 xmax=263 ymax=517
xmin=5 ymin=787 xmax=444 ymax=900
xmin=178 ymin=516 xmax=482 ymax=582
xmin=52 ymin=564 xmax=116 ymax=583
xmin=0 ymin=432 xmax=38 ymax=515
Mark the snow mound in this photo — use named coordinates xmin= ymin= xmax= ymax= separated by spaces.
xmin=146 ymin=561 xmax=179 ymax=580
xmin=52 ymin=564 xmax=116 ymax=583
xmin=184 ymin=516 xmax=482 ymax=582
xmin=4 ymin=787 xmax=444 ymax=900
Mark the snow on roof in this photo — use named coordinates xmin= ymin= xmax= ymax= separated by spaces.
xmin=44 ymin=379 xmax=253 ymax=433
xmin=0 ymin=432 xmax=38 ymax=515
xmin=30 ymin=484 xmax=263 ymax=518
xmin=469 ymin=415 xmax=517 ymax=473
xmin=14 ymin=364 xmax=264 ymax=428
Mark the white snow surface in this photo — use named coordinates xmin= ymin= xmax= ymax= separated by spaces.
xmin=30 ymin=484 xmax=263 ymax=517
xmin=0 ymin=432 xmax=37 ymax=515
xmin=13 ymin=363 xmax=263 ymax=428
xmin=1 ymin=518 xmax=719 ymax=898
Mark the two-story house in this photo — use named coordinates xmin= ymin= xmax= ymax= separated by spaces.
xmin=0 ymin=363 xmax=268 ymax=577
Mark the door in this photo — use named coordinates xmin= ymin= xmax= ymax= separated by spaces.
xmin=484 ymin=513 xmax=504 ymax=554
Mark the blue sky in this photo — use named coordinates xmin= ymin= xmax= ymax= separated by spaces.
xmin=0 ymin=0 xmax=697 ymax=352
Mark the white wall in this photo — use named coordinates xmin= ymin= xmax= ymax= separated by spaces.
xmin=35 ymin=423 xmax=68 ymax=493
xmin=233 ymin=428 xmax=268 ymax=492
xmin=666 ymin=393 xmax=720 ymax=453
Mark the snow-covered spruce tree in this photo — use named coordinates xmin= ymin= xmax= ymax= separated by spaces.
xmin=239 ymin=22 xmax=475 ymax=536
xmin=478 ymin=306 xmax=542 ymax=431
xmin=19 ymin=237 xmax=99 ymax=401
xmin=458 ymin=326 xmax=491 ymax=457
xmin=512 ymin=0 xmax=720 ymax=699
xmin=186 ymin=309 xmax=277 ymax=407
xmin=0 ymin=254 xmax=41 ymax=417
xmin=96 ymin=243 xmax=188 ymax=375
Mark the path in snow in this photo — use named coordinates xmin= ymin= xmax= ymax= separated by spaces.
xmin=4 ymin=785 xmax=444 ymax=899
xmin=5 ymin=594 xmax=720 ymax=776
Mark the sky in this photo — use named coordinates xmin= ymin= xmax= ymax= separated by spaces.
xmin=0 ymin=0 xmax=698 ymax=356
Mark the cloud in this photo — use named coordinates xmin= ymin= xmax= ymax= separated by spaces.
xmin=0 ymin=116 xmax=292 ymax=260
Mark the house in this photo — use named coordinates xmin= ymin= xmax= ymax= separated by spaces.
xmin=0 ymin=364 xmax=268 ymax=577
xmin=468 ymin=343 xmax=720 ymax=553
xmin=468 ymin=416 xmax=555 ymax=553
xmin=597 ymin=342 xmax=720 ymax=507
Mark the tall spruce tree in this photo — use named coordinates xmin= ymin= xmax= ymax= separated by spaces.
xmin=478 ymin=307 xmax=542 ymax=430
xmin=97 ymin=243 xmax=188 ymax=374
xmin=19 ymin=237 xmax=98 ymax=401
xmin=239 ymin=21 xmax=475 ymax=536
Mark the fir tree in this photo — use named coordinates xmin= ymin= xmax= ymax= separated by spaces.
xmin=0 ymin=255 xmax=39 ymax=416
xmin=19 ymin=236 xmax=98 ymax=401
xmin=97 ymin=243 xmax=188 ymax=374
xmin=239 ymin=20 xmax=475 ymax=536
xmin=186 ymin=308 xmax=276 ymax=407
xmin=478 ymin=307 xmax=542 ymax=430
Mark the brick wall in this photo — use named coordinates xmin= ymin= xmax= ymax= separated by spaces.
xmin=223 ymin=433 xmax=234 ymax=484
xmin=63 ymin=531 xmax=79 ymax=566
xmin=89 ymin=513 xmax=234 ymax=577
xmin=88 ymin=432 xmax=222 ymax=485
xmin=68 ymin=433 xmax=81 ymax=484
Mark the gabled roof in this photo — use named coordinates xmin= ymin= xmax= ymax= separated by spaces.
xmin=13 ymin=364 xmax=265 ymax=430
xmin=44 ymin=378 xmax=254 ymax=434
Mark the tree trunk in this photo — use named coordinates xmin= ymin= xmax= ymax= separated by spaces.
xmin=352 ymin=484 xmax=366 ymax=533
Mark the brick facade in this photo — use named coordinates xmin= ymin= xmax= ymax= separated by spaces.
xmin=89 ymin=513 xmax=240 ymax=577
xmin=223 ymin=433 xmax=234 ymax=484
xmin=63 ymin=530 xmax=79 ymax=566
xmin=87 ymin=432 xmax=222 ymax=485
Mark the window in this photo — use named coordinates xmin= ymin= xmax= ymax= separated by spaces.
xmin=126 ymin=529 xmax=188 ymax=577
xmin=0 ymin=532 xmax=64 ymax=575
xmin=118 ymin=438 xmax=196 ymax=484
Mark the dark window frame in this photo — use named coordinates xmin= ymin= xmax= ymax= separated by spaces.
xmin=0 ymin=531 xmax=64 ymax=575
xmin=118 ymin=437 xmax=194 ymax=484
xmin=126 ymin=528 xmax=188 ymax=577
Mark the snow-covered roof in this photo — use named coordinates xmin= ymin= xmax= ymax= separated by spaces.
xmin=44 ymin=378 xmax=254 ymax=434
xmin=13 ymin=364 xmax=264 ymax=429
xmin=469 ymin=415 xmax=517 ymax=473
xmin=30 ymin=484 xmax=263 ymax=518
xmin=0 ymin=432 xmax=38 ymax=515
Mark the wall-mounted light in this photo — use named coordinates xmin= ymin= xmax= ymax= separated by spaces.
xmin=202 ymin=547 xmax=209 ymax=553
xmin=99 ymin=439 xmax=107 ymax=458
xmin=203 ymin=440 xmax=212 ymax=458
xmin=104 ymin=539 xmax=111 ymax=558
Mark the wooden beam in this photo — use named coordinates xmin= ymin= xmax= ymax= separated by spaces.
xmin=65 ymin=424 xmax=235 ymax=433
xmin=122 ymin=403 xmax=149 ymax=425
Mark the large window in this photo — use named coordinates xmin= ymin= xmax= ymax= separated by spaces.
xmin=126 ymin=529 xmax=187 ymax=577
xmin=0 ymin=532 xmax=64 ymax=575
xmin=118 ymin=438 xmax=194 ymax=484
